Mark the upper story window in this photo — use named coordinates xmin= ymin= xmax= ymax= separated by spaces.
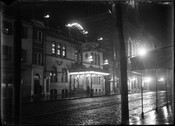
xmin=52 ymin=42 xmax=56 ymax=54
xmin=57 ymin=43 xmax=61 ymax=57
xmin=62 ymin=45 xmax=66 ymax=58
xmin=75 ymin=50 xmax=78 ymax=63
xmin=2 ymin=45 xmax=12 ymax=61
xmin=33 ymin=52 xmax=43 ymax=65
xmin=22 ymin=26 xmax=28 ymax=39
xmin=34 ymin=29 xmax=43 ymax=43
xmin=3 ymin=21 xmax=13 ymax=35
xmin=51 ymin=42 xmax=66 ymax=58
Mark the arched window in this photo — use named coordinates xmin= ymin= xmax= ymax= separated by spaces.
xmin=62 ymin=68 xmax=68 ymax=82
xmin=34 ymin=73 xmax=40 ymax=79
xmin=34 ymin=73 xmax=42 ymax=95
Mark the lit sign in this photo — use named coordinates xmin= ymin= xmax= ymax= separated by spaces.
xmin=70 ymin=71 xmax=109 ymax=76
xmin=66 ymin=22 xmax=88 ymax=34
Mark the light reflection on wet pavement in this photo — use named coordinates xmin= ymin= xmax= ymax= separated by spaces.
xmin=21 ymin=91 xmax=173 ymax=125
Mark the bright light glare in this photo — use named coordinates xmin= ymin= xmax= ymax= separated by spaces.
xmin=83 ymin=31 xmax=88 ymax=34
xmin=98 ymin=37 xmax=103 ymax=41
xmin=108 ymin=10 xmax=112 ymax=14
xmin=66 ymin=23 xmax=84 ymax=30
xmin=137 ymin=48 xmax=147 ymax=56
xmin=88 ymin=56 xmax=93 ymax=62
xmin=144 ymin=77 xmax=151 ymax=82
xmin=70 ymin=71 xmax=109 ymax=76
xmin=44 ymin=14 xmax=50 ymax=19
xmin=158 ymin=77 xmax=164 ymax=81
xmin=104 ymin=59 xmax=108 ymax=65
xmin=66 ymin=22 xmax=88 ymax=34
xmin=130 ymin=77 xmax=136 ymax=81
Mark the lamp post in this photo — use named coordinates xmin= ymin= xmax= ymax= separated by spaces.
xmin=158 ymin=77 xmax=165 ymax=107
xmin=165 ymin=70 xmax=169 ymax=107
xmin=155 ymin=68 xmax=158 ymax=111
xmin=141 ymin=70 xmax=144 ymax=119
xmin=90 ymin=74 xmax=93 ymax=97
xmin=128 ymin=46 xmax=147 ymax=119
xmin=137 ymin=47 xmax=147 ymax=119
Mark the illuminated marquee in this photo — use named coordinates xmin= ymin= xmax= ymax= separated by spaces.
xmin=70 ymin=71 xmax=109 ymax=76
xmin=66 ymin=22 xmax=88 ymax=34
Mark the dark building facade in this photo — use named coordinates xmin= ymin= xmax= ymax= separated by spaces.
xmin=1 ymin=14 xmax=109 ymax=100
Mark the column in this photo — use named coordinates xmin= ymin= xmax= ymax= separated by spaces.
xmin=69 ymin=75 xmax=72 ymax=96
xmin=31 ymin=70 xmax=34 ymax=97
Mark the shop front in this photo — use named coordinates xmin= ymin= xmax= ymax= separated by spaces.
xmin=69 ymin=67 xmax=109 ymax=97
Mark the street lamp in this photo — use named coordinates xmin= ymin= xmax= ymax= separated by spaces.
xmin=137 ymin=47 xmax=147 ymax=57
xmin=144 ymin=77 xmax=151 ymax=90
xmin=158 ymin=77 xmax=166 ymax=107
xmin=44 ymin=14 xmax=50 ymax=19
xmin=158 ymin=77 xmax=164 ymax=82
xmin=155 ymin=70 xmax=165 ymax=111
xmin=98 ymin=37 xmax=103 ymax=41
xmin=128 ymin=47 xmax=147 ymax=119
xmin=137 ymin=47 xmax=147 ymax=119
xmin=140 ymin=71 xmax=144 ymax=119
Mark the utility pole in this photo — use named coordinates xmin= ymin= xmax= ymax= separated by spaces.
xmin=13 ymin=1 xmax=22 ymax=125
xmin=155 ymin=68 xmax=158 ymax=112
xmin=112 ymin=3 xmax=117 ymax=95
xmin=112 ymin=2 xmax=129 ymax=124
xmin=141 ymin=70 xmax=144 ymax=118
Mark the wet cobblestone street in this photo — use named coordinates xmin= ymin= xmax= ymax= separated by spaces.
xmin=21 ymin=91 xmax=171 ymax=125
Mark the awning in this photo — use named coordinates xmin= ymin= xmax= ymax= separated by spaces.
xmin=70 ymin=65 xmax=109 ymax=76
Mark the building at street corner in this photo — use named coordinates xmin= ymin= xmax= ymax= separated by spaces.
xmin=1 ymin=14 xmax=109 ymax=100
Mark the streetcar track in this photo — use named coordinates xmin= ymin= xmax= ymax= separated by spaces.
xmin=22 ymin=92 xmax=167 ymax=119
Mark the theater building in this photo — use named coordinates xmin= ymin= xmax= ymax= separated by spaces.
xmin=1 ymin=14 xmax=109 ymax=100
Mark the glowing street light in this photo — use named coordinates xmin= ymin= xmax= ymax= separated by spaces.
xmin=137 ymin=47 xmax=147 ymax=57
xmin=44 ymin=14 xmax=50 ymax=19
xmin=158 ymin=77 xmax=164 ymax=82
xmin=144 ymin=77 xmax=151 ymax=83
xmin=98 ymin=37 xmax=103 ymax=41
xmin=143 ymin=77 xmax=151 ymax=90
xmin=137 ymin=47 xmax=147 ymax=119
xmin=130 ymin=77 xmax=136 ymax=81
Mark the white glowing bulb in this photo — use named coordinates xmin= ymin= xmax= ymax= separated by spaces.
xmin=137 ymin=48 xmax=147 ymax=56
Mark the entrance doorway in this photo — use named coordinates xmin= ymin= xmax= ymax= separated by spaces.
xmin=34 ymin=73 xmax=42 ymax=96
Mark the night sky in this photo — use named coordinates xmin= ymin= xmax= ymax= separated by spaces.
xmin=3 ymin=1 xmax=173 ymax=48
xmin=139 ymin=2 xmax=172 ymax=46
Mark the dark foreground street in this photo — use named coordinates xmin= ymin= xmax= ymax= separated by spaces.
xmin=18 ymin=91 xmax=173 ymax=125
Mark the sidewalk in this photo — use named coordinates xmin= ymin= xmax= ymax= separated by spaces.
xmin=22 ymin=90 xmax=151 ymax=103
xmin=22 ymin=93 xmax=106 ymax=104
xmin=129 ymin=104 xmax=174 ymax=125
